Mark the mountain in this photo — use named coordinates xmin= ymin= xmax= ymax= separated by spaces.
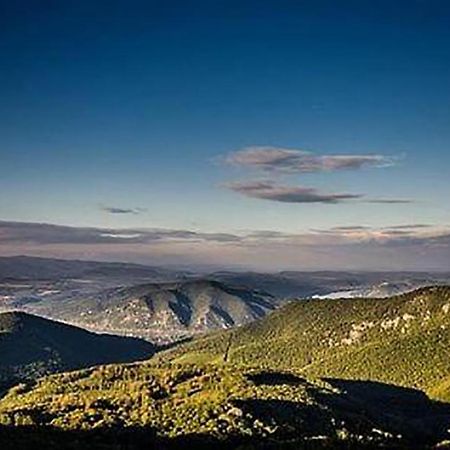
xmin=2 ymin=258 xmax=449 ymax=347
xmin=28 ymin=280 xmax=278 ymax=343
xmin=163 ymin=285 xmax=450 ymax=399
xmin=1 ymin=287 xmax=450 ymax=448
xmin=3 ymin=256 xmax=448 ymax=303
xmin=0 ymin=311 xmax=154 ymax=389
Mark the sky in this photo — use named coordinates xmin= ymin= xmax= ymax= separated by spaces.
xmin=1 ymin=0 xmax=449 ymax=271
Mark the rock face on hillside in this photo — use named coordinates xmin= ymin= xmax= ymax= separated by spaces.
xmin=37 ymin=280 xmax=278 ymax=343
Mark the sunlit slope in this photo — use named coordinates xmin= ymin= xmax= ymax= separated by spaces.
xmin=1 ymin=362 xmax=449 ymax=448
xmin=2 ymin=287 xmax=450 ymax=447
xmin=161 ymin=286 xmax=450 ymax=397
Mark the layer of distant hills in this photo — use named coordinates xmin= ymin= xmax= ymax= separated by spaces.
xmin=1 ymin=256 xmax=449 ymax=344
xmin=1 ymin=256 xmax=450 ymax=448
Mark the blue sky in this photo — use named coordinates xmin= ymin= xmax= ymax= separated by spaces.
xmin=1 ymin=0 xmax=449 ymax=269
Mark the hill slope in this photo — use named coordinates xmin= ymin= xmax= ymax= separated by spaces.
xmin=162 ymin=286 xmax=450 ymax=399
xmin=33 ymin=280 xmax=278 ymax=343
xmin=0 ymin=312 xmax=154 ymax=388
xmin=1 ymin=288 xmax=450 ymax=448
xmin=1 ymin=363 xmax=450 ymax=448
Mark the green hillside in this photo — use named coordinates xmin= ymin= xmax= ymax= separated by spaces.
xmin=161 ymin=286 xmax=450 ymax=399
xmin=0 ymin=311 xmax=154 ymax=389
xmin=1 ymin=362 xmax=450 ymax=449
xmin=1 ymin=286 xmax=450 ymax=448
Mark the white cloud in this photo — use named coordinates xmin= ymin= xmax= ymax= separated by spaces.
xmin=225 ymin=146 xmax=395 ymax=173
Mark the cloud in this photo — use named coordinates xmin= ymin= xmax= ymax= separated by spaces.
xmin=366 ymin=199 xmax=413 ymax=204
xmin=221 ymin=147 xmax=409 ymax=205
xmin=3 ymin=221 xmax=445 ymax=248
xmin=224 ymin=180 xmax=362 ymax=204
xmin=221 ymin=147 xmax=411 ymax=206
xmin=223 ymin=180 xmax=412 ymax=206
xmin=100 ymin=205 xmax=147 ymax=215
xmin=0 ymin=221 xmax=449 ymax=271
xmin=303 ymin=225 xmax=450 ymax=247
xmin=382 ymin=224 xmax=431 ymax=230
xmin=0 ymin=221 xmax=241 ymax=246
xmin=331 ymin=226 xmax=370 ymax=231
xmin=225 ymin=146 xmax=394 ymax=173
xmin=100 ymin=233 xmax=144 ymax=239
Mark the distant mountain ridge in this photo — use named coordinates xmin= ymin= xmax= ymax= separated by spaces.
xmin=211 ymin=270 xmax=450 ymax=299
xmin=0 ymin=255 xmax=189 ymax=281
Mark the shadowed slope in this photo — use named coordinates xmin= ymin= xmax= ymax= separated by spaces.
xmin=0 ymin=311 xmax=154 ymax=388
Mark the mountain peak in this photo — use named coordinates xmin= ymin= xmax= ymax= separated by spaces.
xmin=34 ymin=279 xmax=278 ymax=344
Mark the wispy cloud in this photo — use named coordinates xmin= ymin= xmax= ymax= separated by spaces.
xmin=100 ymin=205 xmax=147 ymax=215
xmin=224 ymin=180 xmax=412 ymax=206
xmin=331 ymin=226 xmax=370 ymax=231
xmin=308 ymin=224 xmax=445 ymax=241
xmin=0 ymin=220 xmax=447 ymax=247
xmin=366 ymin=199 xmax=414 ymax=204
xmin=225 ymin=146 xmax=395 ymax=173
xmin=220 ymin=146 xmax=410 ymax=206
xmin=382 ymin=224 xmax=431 ymax=230
xmin=224 ymin=180 xmax=362 ymax=204
xmin=0 ymin=221 xmax=241 ymax=246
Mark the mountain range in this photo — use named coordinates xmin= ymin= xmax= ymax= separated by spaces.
xmin=1 ymin=286 xmax=450 ymax=449
xmin=212 ymin=270 xmax=450 ymax=299
xmin=0 ymin=255 xmax=189 ymax=282
xmin=2 ymin=256 xmax=449 ymax=345
xmin=2 ymin=256 xmax=450 ymax=448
